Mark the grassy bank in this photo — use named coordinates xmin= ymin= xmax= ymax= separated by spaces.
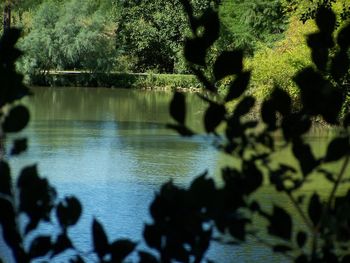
xmin=30 ymin=71 xmax=202 ymax=90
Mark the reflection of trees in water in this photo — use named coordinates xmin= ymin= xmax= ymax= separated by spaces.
xmin=21 ymin=88 xmax=212 ymax=180
xmin=25 ymin=88 xmax=206 ymax=129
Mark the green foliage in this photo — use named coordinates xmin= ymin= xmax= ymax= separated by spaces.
xmin=18 ymin=0 xmax=117 ymax=82
xmin=219 ymin=0 xmax=288 ymax=55
xmin=115 ymin=0 xmax=213 ymax=73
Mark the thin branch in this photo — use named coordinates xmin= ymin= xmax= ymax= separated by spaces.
xmin=286 ymin=191 xmax=314 ymax=231
xmin=327 ymin=154 xmax=350 ymax=209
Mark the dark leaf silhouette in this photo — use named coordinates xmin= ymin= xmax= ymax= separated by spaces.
xmin=52 ymin=233 xmax=73 ymax=257
xmin=92 ymin=218 xmax=109 ymax=259
xmin=110 ymin=239 xmax=136 ymax=262
xmin=268 ymin=206 xmax=292 ymax=240
xmin=261 ymin=100 xmax=276 ymax=130
xmin=29 ymin=236 xmax=52 ymax=259
xmin=337 ymin=23 xmax=350 ymax=49
xmin=204 ymin=103 xmax=226 ymax=133
xmin=331 ymin=51 xmax=349 ymax=80
xmin=17 ymin=165 xmax=56 ymax=234
xmin=11 ymin=138 xmax=27 ymax=156
xmin=56 ymin=196 xmax=82 ymax=228
xmin=143 ymin=224 xmax=162 ymax=249
xmin=292 ymin=139 xmax=318 ymax=176
xmin=297 ymin=231 xmax=307 ymax=248
xmin=139 ymin=251 xmax=159 ymax=263
xmin=225 ymin=71 xmax=251 ymax=102
xmin=324 ymin=137 xmax=349 ymax=162
xmin=308 ymin=193 xmax=322 ymax=226
xmin=2 ymin=105 xmax=30 ymax=133
xmin=169 ymin=92 xmax=186 ymax=125
xmin=213 ymin=50 xmax=243 ymax=81
xmin=184 ymin=38 xmax=207 ymax=66
xmin=316 ymin=6 xmax=336 ymax=34
xmin=233 ymin=96 xmax=255 ymax=118
xmin=0 ymin=161 xmax=11 ymax=196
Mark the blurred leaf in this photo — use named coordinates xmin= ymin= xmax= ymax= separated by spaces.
xmin=29 ymin=236 xmax=52 ymax=259
xmin=228 ymin=218 xmax=247 ymax=241
xmin=92 ymin=218 xmax=109 ymax=259
xmin=297 ymin=231 xmax=307 ymax=248
xmin=143 ymin=224 xmax=162 ymax=249
xmin=282 ymin=114 xmax=311 ymax=141
xmin=169 ymin=92 xmax=186 ymax=125
xmin=225 ymin=71 xmax=251 ymax=102
xmin=184 ymin=38 xmax=207 ymax=66
xmin=11 ymin=138 xmax=27 ymax=156
xmin=199 ymin=8 xmax=220 ymax=47
xmin=261 ymin=100 xmax=276 ymax=130
xmin=331 ymin=51 xmax=349 ymax=80
xmin=2 ymin=105 xmax=30 ymax=133
xmin=242 ymin=161 xmax=263 ymax=195
xmin=56 ymin=196 xmax=82 ymax=228
xmin=52 ymin=234 xmax=72 ymax=257
xmin=324 ymin=137 xmax=349 ymax=162
xmin=337 ymin=23 xmax=350 ymax=49
xmin=204 ymin=103 xmax=226 ymax=133
xmin=292 ymin=139 xmax=318 ymax=176
xmin=315 ymin=7 xmax=336 ymax=34
xmin=139 ymin=251 xmax=158 ymax=263
xmin=270 ymin=88 xmax=291 ymax=116
xmin=110 ymin=239 xmax=136 ymax=262
xmin=0 ymin=161 xmax=11 ymax=196
xmin=308 ymin=193 xmax=322 ymax=226
xmin=268 ymin=205 xmax=292 ymax=240
xmin=17 ymin=165 xmax=57 ymax=233
xmin=213 ymin=50 xmax=243 ymax=81
xmin=233 ymin=96 xmax=255 ymax=118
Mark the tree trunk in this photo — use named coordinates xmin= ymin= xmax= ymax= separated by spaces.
xmin=3 ymin=3 xmax=11 ymax=32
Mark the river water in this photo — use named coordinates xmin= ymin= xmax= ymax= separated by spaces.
xmin=0 ymin=87 xmax=338 ymax=262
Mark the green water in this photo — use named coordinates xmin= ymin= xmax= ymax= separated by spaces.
xmin=1 ymin=87 xmax=342 ymax=263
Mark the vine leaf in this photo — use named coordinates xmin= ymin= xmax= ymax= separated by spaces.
xmin=204 ymin=103 xmax=226 ymax=133
xmin=56 ymin=196 xmax=82 ymax=229
xmin=308 ymin=193 xmax=322 ymax=226
xmin=92 ymin=218 xmax=109 ymax=259
xmin=29 ymin=236 xmax=52 ymax=259
xmin=225 ymin=71 xmax=251 ymax=102
xmin=11 ymin=138 xmax=27 ymax=156
xmin=213 ymin=50 xmax=243 ymax=81
xmin=297 ymin=231 xmax=307 ymax=248
xmin=110 ymin=239 xmax=136 ymax=262
xmin=2 ymin=105 xmax=30 ymax=133
xmin=0 ymin=161 xmax=11 ymax=196
xmin=139 ymin=251 xmax=159 ymax=263
xmin=324 ymin=137 xmax=349 ymax=162
xmin=169 ymin=92 xmax=186 ymax=125
xmin=268 ymin=206 xmax=292 ymax=240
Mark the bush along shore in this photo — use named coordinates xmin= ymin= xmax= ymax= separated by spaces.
xmin=29 ymin=71 xmax=203 ymax=91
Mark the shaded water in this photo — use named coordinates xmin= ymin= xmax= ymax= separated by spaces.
xmin=0 ymin=87 xmax=339 ymax=262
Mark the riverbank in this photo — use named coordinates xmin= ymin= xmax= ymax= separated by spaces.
xmin=29 ymin=71 xmax=202 ymax=91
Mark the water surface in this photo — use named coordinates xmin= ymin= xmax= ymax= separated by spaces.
xmin=0 ymin=87 xmax=339 ymax=262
